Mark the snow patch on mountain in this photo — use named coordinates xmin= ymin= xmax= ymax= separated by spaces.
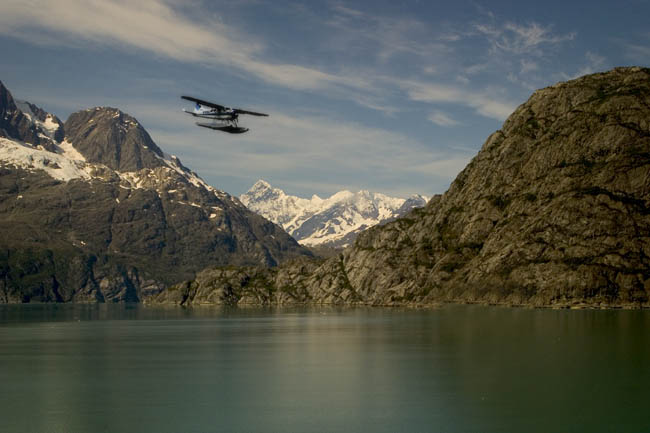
xmin=0 ymin=137 xmax=92 ymax=181
xmin=58 ymin=139 xmax=86 ymax=162
xmin=14 ymin=99 xmax=62 ymax=140
xmin=1 ymin=100 xmax=238 ymax=209
xmin=241 ymin=179 xmax=428 ymax=248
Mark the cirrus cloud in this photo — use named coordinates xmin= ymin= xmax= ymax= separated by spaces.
xmin=0 ymin=0 xmax=370 ymax=94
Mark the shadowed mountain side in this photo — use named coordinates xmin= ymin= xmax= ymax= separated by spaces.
xmin=150 ymin=67 xmax=650 ymax=308
xmin=0 ymin=82 xmax=311 ymax=303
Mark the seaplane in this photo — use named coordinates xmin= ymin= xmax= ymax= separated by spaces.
xmin=181 ymin=96 xmax=268 ymax=134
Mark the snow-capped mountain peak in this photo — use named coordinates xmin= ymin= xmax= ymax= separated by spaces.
xmin=240 ymin=180 xmax=428 ymax=248
xmin=0 ymin=82 xmax=239 ymax=207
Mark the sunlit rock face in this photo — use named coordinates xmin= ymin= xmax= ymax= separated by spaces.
xmin=153 ymin=68 xmax=650 ymax=308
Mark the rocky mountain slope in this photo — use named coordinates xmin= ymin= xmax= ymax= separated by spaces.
xmin=240 ymin=179 xmax=427 ymax=248
xmin=0 ymin=80 xmax=310 ymax=303
xmin=150 ymin=67 xmax=650 ymax=308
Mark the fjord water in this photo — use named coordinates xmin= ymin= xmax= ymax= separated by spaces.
xmin=1 ymin=305 xmax=648 ymax=433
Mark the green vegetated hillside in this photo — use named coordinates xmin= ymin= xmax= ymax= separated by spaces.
xmin=150 ymin=67 xmax=650 ymax=308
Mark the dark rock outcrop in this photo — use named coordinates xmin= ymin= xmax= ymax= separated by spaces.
xmin=151 ymin=67 xmax=650 ymax=308
xmin=65 ymin=108 xmax=165 ymax=171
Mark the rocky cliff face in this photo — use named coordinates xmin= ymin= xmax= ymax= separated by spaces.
xmin=240 ymin=179 xmax=427 ymax=248
xmin=151 ymin=67 xmax=650 ymax=308
xmin=0 ymin=81 xmax=62 ymax=151
xmin=0 ymin=82 xmax=311 ymax=303
xmin=65 ymin=107 xmax=165 ymax=172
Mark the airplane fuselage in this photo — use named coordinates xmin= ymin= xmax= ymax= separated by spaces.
xmin=183 ymin=109 xmax=238 ymax=121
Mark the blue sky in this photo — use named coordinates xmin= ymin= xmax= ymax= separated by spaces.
xmin=0 ymin=0 xmax=648 ymax=198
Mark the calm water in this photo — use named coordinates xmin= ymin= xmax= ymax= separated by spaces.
xmin=0 ymin=305 xmax=649 ymax=433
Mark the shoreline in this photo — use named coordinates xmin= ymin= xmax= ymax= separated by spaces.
xmin=4 ymin=299 xmax=648 ymax=310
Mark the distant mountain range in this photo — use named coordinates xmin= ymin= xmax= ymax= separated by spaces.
xmin=241 ymin=179 xmax=427 ymax=248
xmin=0 ymin=80 xmax=309 ymax=303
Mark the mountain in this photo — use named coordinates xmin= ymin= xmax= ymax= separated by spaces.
xmin=240 ymin=180 xmax=427 ymax=248
xmin=0 ymin=80 xmax=310 ymax=303
xmin=150 ymin=67 xmax=650 ymax=308
xmin=0 ymin=85 xmax=63 ymax=152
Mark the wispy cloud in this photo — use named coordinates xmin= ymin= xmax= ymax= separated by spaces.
xmin=428 ymin=110 xmax=459 ymax=127
xmin=0 ymin=0 xmax=439 ymax=122
xmin=625 ymin=43 xmax=650 ymax=60
xmin=0 ymin=0 xmax=370 ymax=94
xmin=622 ymin=33 xmax=650 ymax=64
xmin=145 ymin=107 xmax=469 ymax=197
xmin=520 ymin=59 xmax=539 ymax=74
xmin=454 ymin=12 xmax=580 ymax=92
xmin=401 ymin=80 xmax=517 ymax=121
xmin=327 ymin=4 xmax=451 ymax=64
xmin=464 ymin=63 xmax=489 ymax=75
xmin=554 ymin=51 xmax=608 ymax=82
xmin=0 ymin=0 xmax=556 ymax=125
xmin=571 ymin=51 xmax=607 ymax=78
xmin=475 ymin=21 xmax=575 ymax=56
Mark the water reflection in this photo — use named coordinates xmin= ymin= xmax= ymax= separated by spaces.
xmin=0 ymin=305 xmax=648 ymax=433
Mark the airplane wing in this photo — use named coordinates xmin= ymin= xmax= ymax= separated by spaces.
xmin=181 ymin=96 xmax=226 ymax=111
xmin=233 ymin=108 xmax=269 ymax=117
